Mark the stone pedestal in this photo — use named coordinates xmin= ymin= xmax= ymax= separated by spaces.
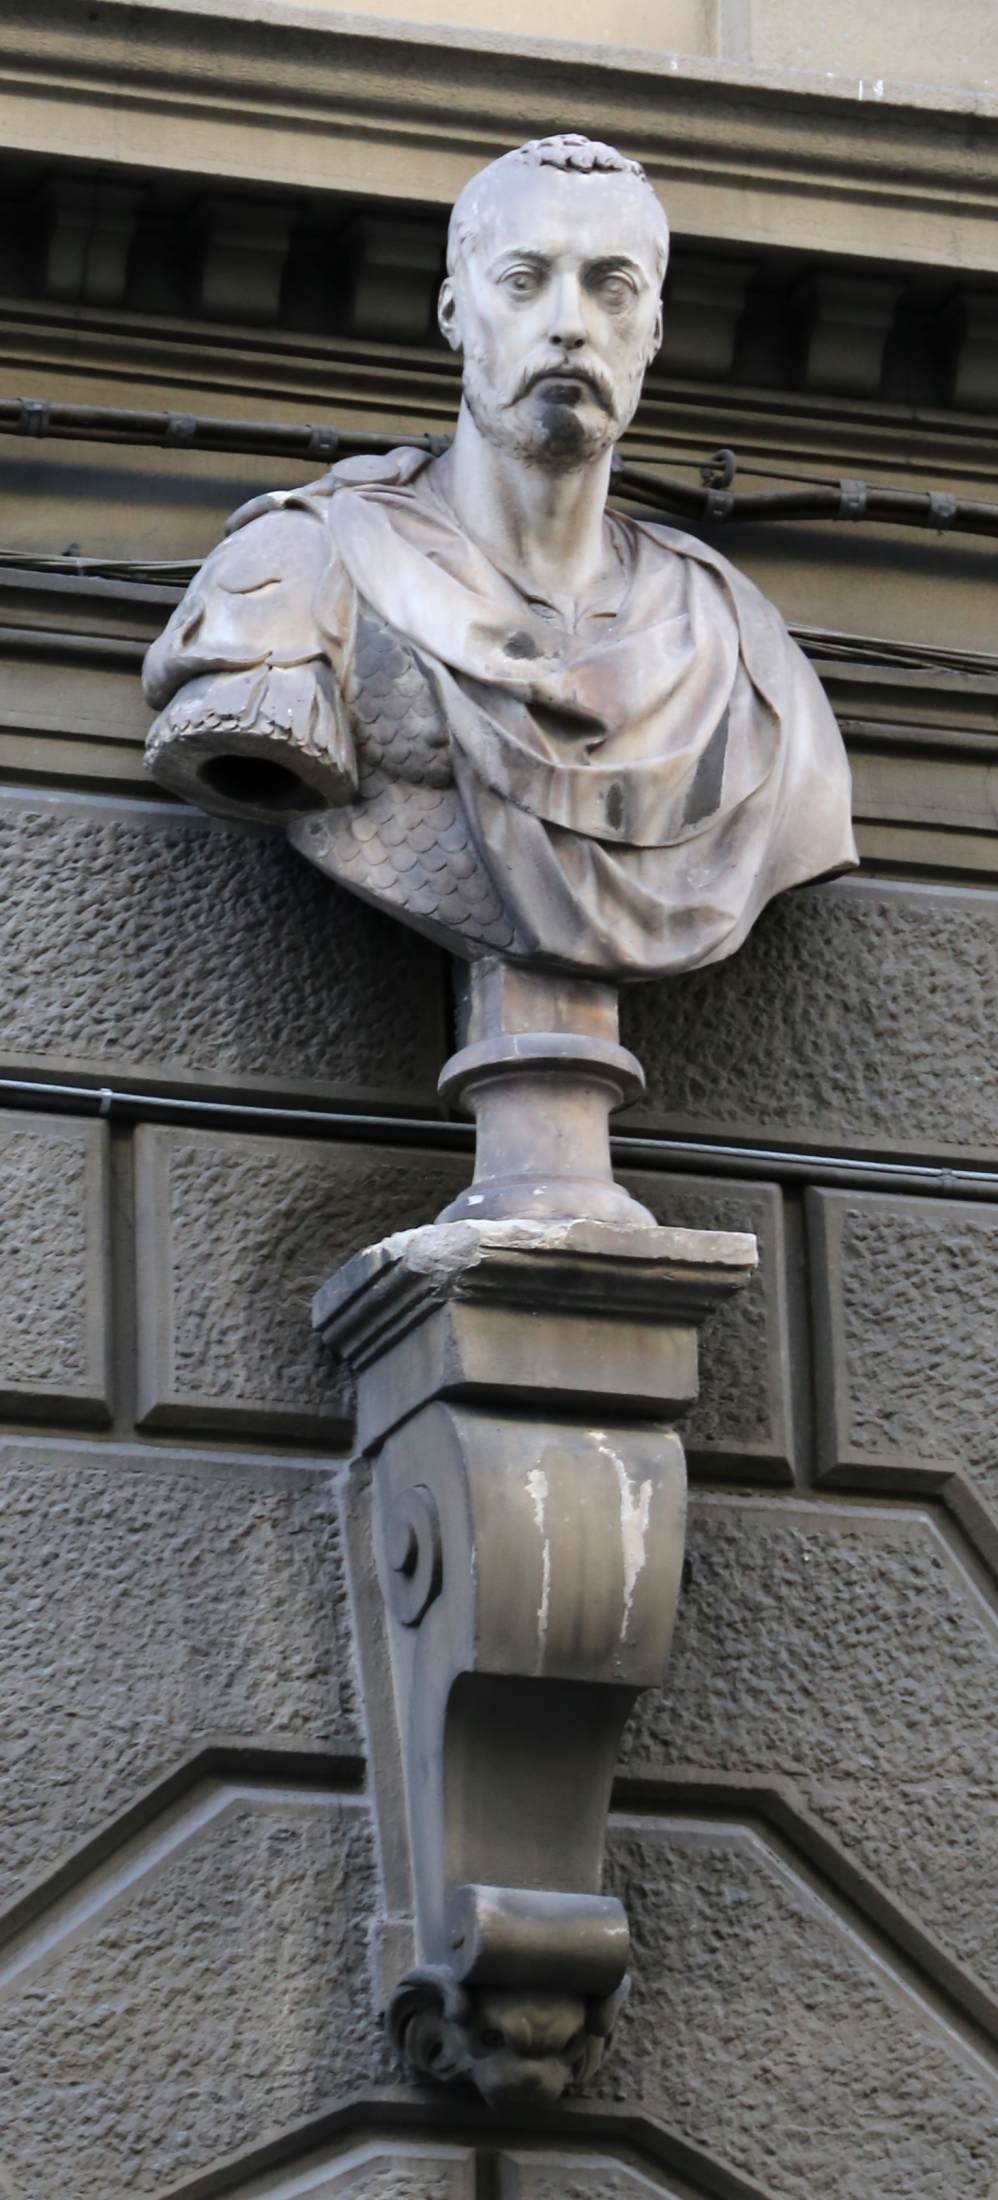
xmin=316 ymin=1209 xmax=756 ymax=2108
xmin=437 ymin=958 xmax=653 ymax=1230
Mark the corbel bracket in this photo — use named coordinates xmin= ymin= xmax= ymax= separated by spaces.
xmin=315 ymin=1211 xmax=756 ymax=2108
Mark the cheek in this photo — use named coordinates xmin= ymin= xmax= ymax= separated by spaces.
xmin=602 ymin=321 xmax=648 ymax=380
xmin=467 ymin=309 xmax=534 ymax=385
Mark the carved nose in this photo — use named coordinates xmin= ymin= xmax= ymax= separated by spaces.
xmin=548 ymin=276 xmax=586 ymax=349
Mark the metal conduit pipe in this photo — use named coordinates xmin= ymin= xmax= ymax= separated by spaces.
xmin=4 ymin=397 xmax=998 ymax=542
xmin=0 ymin=1074 xmax=995 ymax=1201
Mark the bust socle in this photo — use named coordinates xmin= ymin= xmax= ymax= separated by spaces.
xmin=143 ymin=134 xmax=856 ymax=981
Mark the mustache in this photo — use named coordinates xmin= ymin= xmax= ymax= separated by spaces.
xmin=507 ymin=360 xmax=615 ymax=412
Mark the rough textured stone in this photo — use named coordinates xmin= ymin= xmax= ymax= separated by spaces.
xmin=621 ymin=1171 xmax=789 ymax=1474
xmin=0 ymin=790 xmax=444 ymax=1101
xmin=0 ymin=1111 xmax=109 ymax=1421
xmin=810 ymin=1188 xmax=998 ymax=1526
xmin=0 ymin=1794 xmax=381 ymax=2199
xmin=135 ymin=1130 xmax=471 ymax=1437
xmin=624 ymin=1494 xmax=998 ymax=2002
xmin=621 ymin=878 xmax=998 ymax=1159
xmin=604 ymin=1818 xmax=998 ymax=2200
xmin=0 ymin=1443 xmax=358 ymax=1912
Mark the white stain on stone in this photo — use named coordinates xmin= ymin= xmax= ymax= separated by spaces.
xmin=526 ymin=1466 xmax=551 ymax=1665
xmin=598 ymin=1441 xmax=653 ymax=1640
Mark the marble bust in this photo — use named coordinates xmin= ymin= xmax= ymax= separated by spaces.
xmin=144 ymin=133 xmax=856 ymax=979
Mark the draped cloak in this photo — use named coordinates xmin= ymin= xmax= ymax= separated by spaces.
xmin=143 ymin=445 xmax=857 ymax=979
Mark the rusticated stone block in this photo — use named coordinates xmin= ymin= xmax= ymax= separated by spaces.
xmin=0 ymin=1111 xmax=109 ymax=1422
xmin=0 ymin=790 xmax=444 ymax=1104
xmin=624 ymin=1493 xmax=998 ymax=2004
xmin=604 ymin=1816 xmax=998 ymax=2200
xmin=135 ymin=1130 xmax=470 ymax=1438
xmin=0 ymin=1441 xmax=358 ymax=1912
xmin=620 ymin=1171 xmax=790 ymax=1477
xmin=809 ymin=1188 xmax=998 ymax=1552
xmin=0 ymin=1791 xmax=381 ymax=2198
xmin=620 ymin=877 xmax=998 ymax=1162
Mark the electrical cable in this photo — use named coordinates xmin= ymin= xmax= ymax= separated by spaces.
xmin=0 ymin=1074 xmax=995 ymax=1201
xmin=4 ymin=396 xmax=998 ymax=542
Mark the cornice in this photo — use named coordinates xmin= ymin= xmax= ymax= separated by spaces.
xmin=6 ymin=1 xmax=998 ymax=272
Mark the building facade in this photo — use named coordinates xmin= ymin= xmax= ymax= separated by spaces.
xmin=0 ymin=3 xmax=997 ymax=2193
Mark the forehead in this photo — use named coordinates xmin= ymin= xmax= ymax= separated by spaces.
xmin=461 ymin=163 xmax=664 ymax=279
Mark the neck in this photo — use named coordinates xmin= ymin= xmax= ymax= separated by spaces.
xmin=438 ymin=400 xmax=614 ymax=611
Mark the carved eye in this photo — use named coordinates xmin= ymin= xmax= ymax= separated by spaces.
xmin=503 ymin=267 xmax=540 ymax=298
xmin=593 ymin=272 xmax=635 ymax=310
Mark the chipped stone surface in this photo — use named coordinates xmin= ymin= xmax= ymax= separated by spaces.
xmin=0 ymin=1794 xmax=381 ymax=2198
xmin=0 ymin=790 xmax=444 ymax=1100
xmin=811 ymin=1188 xmax=998 ymax=1525
xmin=625 ymin=1494 xmax=998 ymax=2001
xmin=0 ymin=1443 xmax=358 ymax=1912
xmin=0 ymin=1111 xmax=109 ymax=1420
xmin=622 ymin=878 xmax=998 ymax=1158
xmin=604 ymin=1818 xmax=998 ymax=2200
xmin=136 ymin=1130 xmax=471 ymax=1437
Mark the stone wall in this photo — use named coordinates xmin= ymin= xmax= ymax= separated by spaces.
xmin=1 ymin=786 xmax=996 ymax=2197
xmin=2 ymin=13 xmax=998 ymax=2176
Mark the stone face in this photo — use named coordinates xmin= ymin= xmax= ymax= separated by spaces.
xmin=0 ymin=1792 xmax=382 ymax=2199
xmin=604 ymin=1817 xmax=998 ymax=2200
xmin=809 ymin=1188 xmax=998 ymax=1543
xmin=0 ymin=1110 xmax=109 ymax=1422
xmin=0 ymin=790 xmax=444 ymax=1103
xmin=621 ymin=1171 xmax=790 ymax=1476
xmin=0 ymin=1442 xmax=358 ymax=1913
xmin=624 ymin=1493 xmax=998 ymax=2005
xmin=135 ymin=1129 xmax=471 ymax=1438
xmin=621 ymin=878 xmax=998 ymax=1159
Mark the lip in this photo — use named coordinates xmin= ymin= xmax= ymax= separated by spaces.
xmin=528 ymin=369 xmax=604 ymax=404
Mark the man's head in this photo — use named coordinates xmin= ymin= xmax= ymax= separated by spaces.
xmin=439 ymin=134 xmax=668 ymax=471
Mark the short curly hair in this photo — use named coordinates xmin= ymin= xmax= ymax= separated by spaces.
xmin=447 ymin=133 xmax=670 ymax=280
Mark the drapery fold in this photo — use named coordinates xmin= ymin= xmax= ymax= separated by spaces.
xmin=145 ymin=446 xmax=856 ymax=976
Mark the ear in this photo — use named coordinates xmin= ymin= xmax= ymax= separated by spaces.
xmin=438 ymin=276 xmax=462 ymax=354
xmin=648 ymin=301 xmax=664 ymax=360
